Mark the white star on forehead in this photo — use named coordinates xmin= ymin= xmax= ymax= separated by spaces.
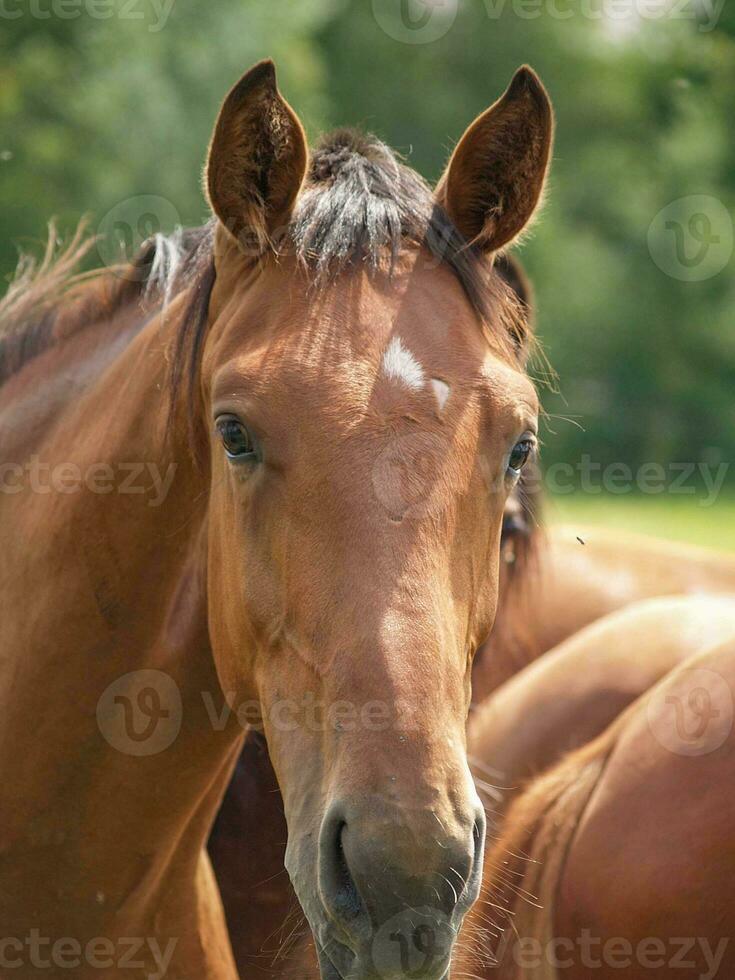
xmin=381 ymin=337 xmax=425 ymax=390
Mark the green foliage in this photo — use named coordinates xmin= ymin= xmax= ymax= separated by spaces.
xmin=2 ymin=0 xmax=733 ymax=482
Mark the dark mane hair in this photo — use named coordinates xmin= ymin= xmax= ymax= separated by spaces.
xmin=0 ymin=221 xmax=213 ymax=388
xmin=288 ymin=129 xmax=517 ymax=330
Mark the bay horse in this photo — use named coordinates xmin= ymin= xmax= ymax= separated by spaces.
xmin=216 ymin=592 xmax=735 ymax=977
xmin=0 ymin=60 xmax=553 ymax=979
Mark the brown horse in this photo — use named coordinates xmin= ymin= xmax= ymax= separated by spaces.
xmin=0 ymin=60 xmax=553 ymax=979
xmin=245 ymin=593 xmax=735 ymax=977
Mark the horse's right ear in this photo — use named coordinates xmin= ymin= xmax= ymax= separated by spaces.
xmin=205 ymin=60 xmax=308 ymax=253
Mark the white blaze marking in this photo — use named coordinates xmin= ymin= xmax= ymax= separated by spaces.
xmin=431 ymin=378 xmax=450 ymax=411
xmin=381 ymin=337 xmax=425 ymax=390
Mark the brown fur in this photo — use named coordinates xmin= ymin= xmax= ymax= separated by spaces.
xmin=474 ymin=524 xmax=735 ymax=701
xmin=213 ymin=594 xmax=735 ymax=977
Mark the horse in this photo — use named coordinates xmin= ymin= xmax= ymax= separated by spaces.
xmin=0 ymin=59 xmax=554 ymax=979
xmin=243 ymin=593 xmax=735 ymax=977
xmin=467 ymin=592 xmax=735 ymax=812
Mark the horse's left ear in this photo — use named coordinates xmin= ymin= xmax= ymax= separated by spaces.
xmin=436 ymin=66 xmax=553 ymax=252
xmin=205 ymin=60 xmax=308 ymax=253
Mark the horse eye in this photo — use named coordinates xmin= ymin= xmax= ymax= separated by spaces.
xmin=216 ymin=416 xmax=256 ymax=460
xmin=508 ymin=438 xmax=534 ymax=475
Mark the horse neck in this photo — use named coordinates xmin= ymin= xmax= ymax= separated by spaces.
xmin=0 ymin=286 xmax=242 ymax=949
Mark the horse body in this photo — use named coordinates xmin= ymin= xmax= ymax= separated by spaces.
xmin=210 ymin=592 xmax=735 ymax=977
xmin=469 ymin=593 xmax=735 ymax=797
xmin=554 ymin=639 xmax=735 ymax=980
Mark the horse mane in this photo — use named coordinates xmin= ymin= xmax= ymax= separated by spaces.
xmin=460 ymin=739 xmax=610 ymax=978
xmin=0 ymin=222 xmax=97 ymax=385
xmin=0 ymin=220 xmax=213 ymax=388
xmin=288 ymin=128 xmax=525 ymax=351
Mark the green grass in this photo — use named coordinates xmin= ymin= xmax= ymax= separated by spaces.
xmin=546 ymin=493 xmax=735 ymax=553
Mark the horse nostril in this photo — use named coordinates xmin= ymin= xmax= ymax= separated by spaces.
xmin=319 ymin=813 xmax=365 ymax=930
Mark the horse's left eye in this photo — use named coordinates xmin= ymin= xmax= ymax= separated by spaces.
xmin=508 ymin=438 xmax=534 ymax=475
xmin=216 ymin=416 xmax=256 ymax=460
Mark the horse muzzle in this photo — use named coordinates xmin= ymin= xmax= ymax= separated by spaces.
xmin=311 ymin=796 xmax=486 ymax=979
